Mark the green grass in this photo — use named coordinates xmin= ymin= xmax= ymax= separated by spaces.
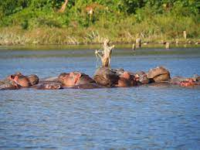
xmin=0 ymin=11 xmax=199 ymax=46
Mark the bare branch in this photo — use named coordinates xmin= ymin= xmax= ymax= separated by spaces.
xmin=95 ymin=39 xmax=115 ymax=67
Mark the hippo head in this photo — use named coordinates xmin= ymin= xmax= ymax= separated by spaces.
xmin=134 ymin=71 xmax=149 ymax=84
xmin=116 ymin=71 xmax=133 ymax=87
xmin=58 ymin=73 xmax=69 ymax=83
xmin=7 ymin=73 xmax=31 ymax=88
xmin=13 ymin=75 xmax=31 ymax=87
xmin=62 ymin=72 xmax=81 ymax=87
xmin=6 ymin=72 xmax=22 ymax=80
xmin=180 ymin=78 xmax=195 ymax=87
xmin=59 ymin=72 xmax=95 ymax=87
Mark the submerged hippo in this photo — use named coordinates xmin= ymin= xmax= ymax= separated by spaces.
xmin=147 ymin=66 xmax=170 ymax=83
xmin=134 ymin=71 xmax=149 ymax=84
xmin=58 ymin=72 xmax=100 ymax=89
xmin=7 ymin=72 xmax=39 ymax=88
xmin=34 ymin=82 xmax=63 ymax=90
xmin=94 ymin=67 xmax=119 ymax=87
xmin=0 ymin=69 xmax=199 ymax=90
xmin=8 ymin=73 xmax=31 ymax=87
xmin=94 ymin=67 xmax=140 ymax=87
xmin=116 ymin=71 xmax=141 ymax=87
xmin=116 ymin=71 xmax=132 ymax=87
xmin=27 ymin=74 xmax=39 ymax=86
xmin=170 ymin=76 xmax=195 ymax=87
xmin=0 ymin=80 xmax=20 ymax=90
xmin=193 ymin=74 xmax=200 ymax=84
xmin=0 ymin=72 xmax=39 ymax=90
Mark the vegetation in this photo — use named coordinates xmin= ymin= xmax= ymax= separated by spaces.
xmin=0 ymin=0 xmax=199 ymax=45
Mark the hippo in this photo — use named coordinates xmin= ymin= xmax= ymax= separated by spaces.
xmin=134 ymin=71 xmax=149 ymax=84
xmin=27 ymin=74 xmax=39 ymax=86
xmin=32 ymin=75 xmax=62 ymax=90
xmin=34 ymin=82 xmax=63 ymax=90
xmin=72 ymin=83 xmax=102 ymax=89
xmin=170 ymin=76 xmax=195 ymax=87
xmin=1 ymin=72 xmax=39 ymax=89
xmin=58 ymin=72 xmax=100 ymax=89
xmin=169 ymin=76 xmax=187 ymax=85
xmin=8 ymin=72 xmax=40 ymax=88
xmin=147 ymin=66 xmax=170 ymax=83
xmin=94 ymin=67 xmax=150 ymax=87
xmin=0 ymin=80 xmax=20 ymax=90
xmin=94 ymin=67 xmax=119 ymax=87
xmin=94 ymin=67 xmax=142 ymax=87
xmin=116 ymin=71 xmax=139 ymax=87
xmin=179 ymin=80 xmax=195 ymax=87
xmin=0 ymin=72 xmax=29 ymax=89
xmin=193 ymin=74 xmax=200 ymax=84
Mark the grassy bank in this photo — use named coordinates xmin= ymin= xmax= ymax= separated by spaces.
xmin=0 ymin=25 xmax=199 ymax=46
xmin=0 ymin=14 xmax=199 ymax=46
xmin=0 ymin=1 xmax=199 ymax=46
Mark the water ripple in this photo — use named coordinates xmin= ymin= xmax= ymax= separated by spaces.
xmin=1 ymin=48 xmax=200 ymax=149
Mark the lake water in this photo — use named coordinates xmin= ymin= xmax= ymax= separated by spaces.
xmin=0 ymin=47 xmax=200 ymax=149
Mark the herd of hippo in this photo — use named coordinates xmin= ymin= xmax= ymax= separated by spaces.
xmin=0 ymin=66 xmax=200 ymax=90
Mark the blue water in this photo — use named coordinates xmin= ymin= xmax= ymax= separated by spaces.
xmin=0 ymin=47 xmax=200 ymax=149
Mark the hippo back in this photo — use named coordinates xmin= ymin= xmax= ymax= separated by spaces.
xmin=147 ymin=66 xmax=170 ymax=83
xmin=94 ymin=67 xmax=119 ymax=87
xmin=77 ymin=74 xmax=96 ymax=85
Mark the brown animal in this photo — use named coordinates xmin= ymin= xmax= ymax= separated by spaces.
xmin=134 ymin=71 xmax=149 ymax=84
xmin=116 ymin=71 xmax=132 ymax=87
xmin=7 ymin=72 xmax=31 ymax=88
xmin=170 ymin=76 xmax=196 ymax=87
xmin=180 ymin=79 xmax=195 ymax=87
xmin=13 ymin=75 xmax=31 ymax=87
xmin=117 ymin=78 xmax=131 ymax=87
xmin=35 ymin=82 xmax=63 ymax=90
xmin=0 ymin=80 xmax=20 ymax=90
xmin=147 ymin=66 xmax=170 ymax=83
xmin=59 ymin=72 xmax=96 ymax=88
xmin=94 ymin=67 xmax=119 ymax=87
xmin=27 ymin=74 xmax=39 ymax=86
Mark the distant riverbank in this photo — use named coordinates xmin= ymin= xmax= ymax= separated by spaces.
xmin=1 ymin=1 xmax=199 ymax=48
xmin=0 ymin=43 xmax=200 ymax=53
xmin=0 ymin=27 xmax=199 ymax=48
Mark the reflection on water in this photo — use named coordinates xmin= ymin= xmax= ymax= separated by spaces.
xmin=0 ymin=47 xmax=200 ymax=149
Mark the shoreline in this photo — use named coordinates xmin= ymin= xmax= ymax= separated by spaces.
xmin=0 ymin=41 xmax=200 ymax=50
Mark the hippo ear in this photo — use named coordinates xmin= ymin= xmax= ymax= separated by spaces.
xmin=74 ymin=73 xmax=82 ymax=84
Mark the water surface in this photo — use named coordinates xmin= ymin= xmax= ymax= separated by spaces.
xmin=0 ymin=47 xmax=200 ymax=149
